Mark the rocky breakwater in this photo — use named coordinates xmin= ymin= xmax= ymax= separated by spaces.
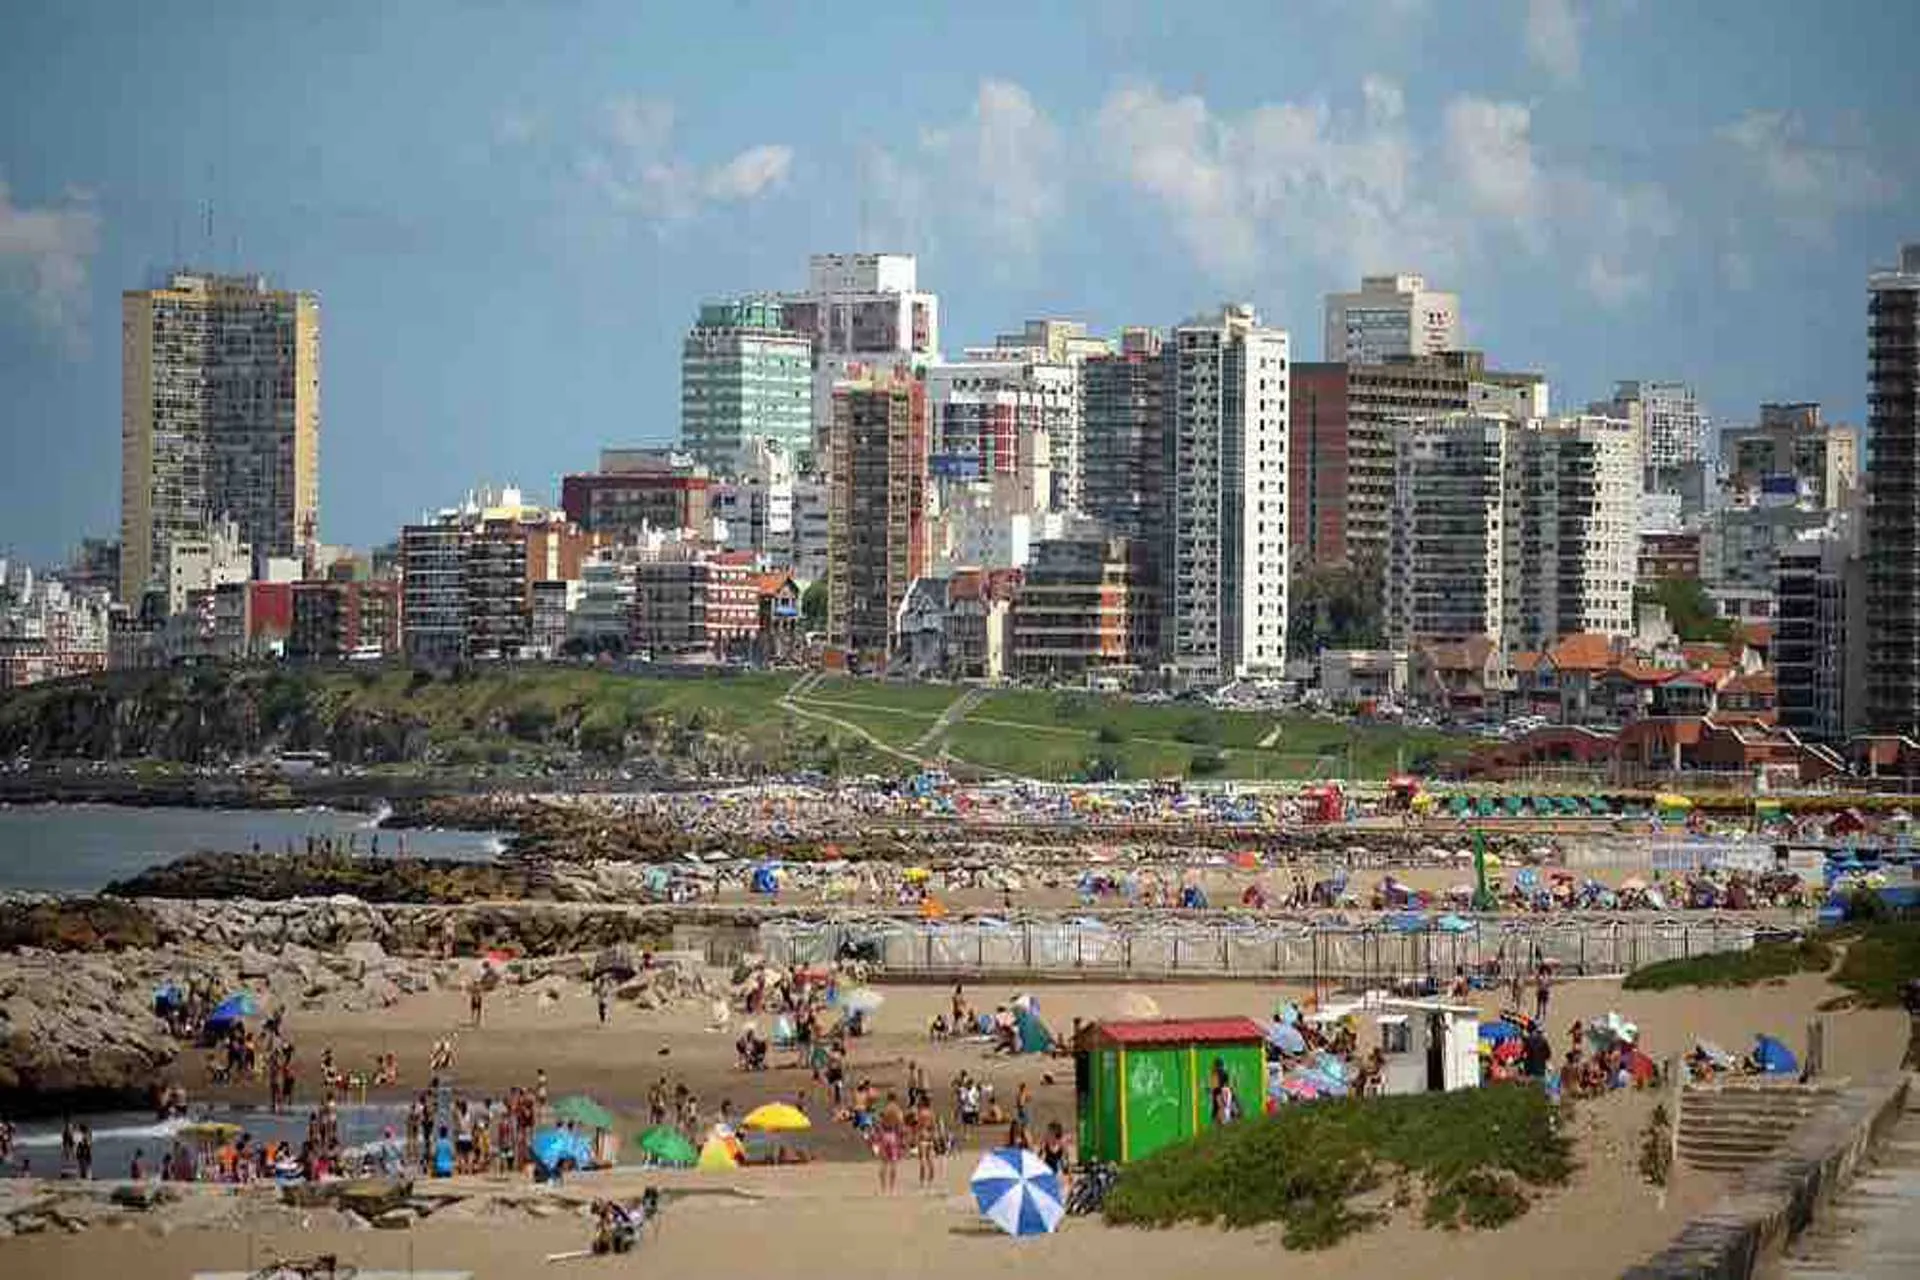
xmin=0 ymin=949 xmax=181 ymax=1115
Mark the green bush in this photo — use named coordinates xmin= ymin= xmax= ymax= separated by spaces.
xmin=1831 ymin=921 xmax=1920 ymax=1007
xmin=1053 ymin=692 xmax=1092 ymax=722
xmin=1189 ymin=747 xmax=1226 ymax=776
xmin=1096 ymin=723 xmax=1126 ymax=745
xmin=1175 ymin=715 xmax=1220 ymax=745
xmin=1104 ymin=1084 xmax=1571 ymax=1249
xmin=1623 ymin=937 xmax=1833 ymax=992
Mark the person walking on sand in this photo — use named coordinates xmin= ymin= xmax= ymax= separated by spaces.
xmin=876 ymin=1092 xmax=905 ymax=1194
xmin=1534 ymin=965 xmax=1552 ymax=1022
xmin=469 ymin=980 xmax=485 ymax=1027
xmin=596 ymin=978 xmax=611 ymax=1026
xmin=914 ymin=1094 xmax=938 ymax=1190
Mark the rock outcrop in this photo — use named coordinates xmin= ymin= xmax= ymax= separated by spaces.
xmin=0 ymin=951 xmax=180 ymax=1112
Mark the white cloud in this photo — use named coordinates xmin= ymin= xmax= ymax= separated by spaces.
xmin=865 ymin=80 xmax=1065 ymax=260
xmin=1719 ymin=110 xmax=1897 ymax=242
xmin=578 ymin=96 xmax=791 ymax=224
xmin=1095 ymin=80 xmax=1431 ymax=286
xmin=0 ymin=177 xmax=99 ymax=348
xmin=1095 ymin=80 xmax=1673 ymax=308
xmin=1525 ymin=0 xmax=1583 ymax=83
xmin=704 ymin=145 xmax=794 ymax=201
xmin=1443 ymin=97 xmax=1545 ymax=234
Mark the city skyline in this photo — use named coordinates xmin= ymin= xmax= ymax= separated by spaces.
xmin=2 ymin=1 xmax=1918 ymax=564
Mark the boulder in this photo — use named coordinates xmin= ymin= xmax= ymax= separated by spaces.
xmin=340 ymin=939 xmax=387 ymax=980
xmin=373 ymin=1207 xmax=418 ymax=1230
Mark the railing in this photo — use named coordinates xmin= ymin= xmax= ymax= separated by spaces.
xmin=759 ymin=914 xmax=1768 ymax=984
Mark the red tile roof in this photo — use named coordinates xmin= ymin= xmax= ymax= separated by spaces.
xmin=1510 ymin=650 xmax=1543 ymax=674
xmin=1722 ymin=671 xmax=1776 ymax=695
xmin=1546 ymin=632 xmax=1615 ymax=672
xmin=1083 ymin=1017 xmax=1268 ymax=1047
xmin=754 ymin=571 xmax=795 ymax=596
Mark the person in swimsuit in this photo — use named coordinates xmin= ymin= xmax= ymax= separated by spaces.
xmin=875 ymin=1092 xmax=905 ymax=1194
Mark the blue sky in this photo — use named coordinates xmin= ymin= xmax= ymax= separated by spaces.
xmin=1 ymin=0 xmax=1916 ymax=565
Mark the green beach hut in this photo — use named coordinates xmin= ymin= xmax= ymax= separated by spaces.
xmin=1073 ymin=1017 xmax=1268 ymax=1164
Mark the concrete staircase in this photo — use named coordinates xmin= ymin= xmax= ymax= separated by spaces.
xmin=1677 ymin=1081 xmax=1839 ymax=1173
xmin=1772 ymin=1086 xmax=1920 ymax=1280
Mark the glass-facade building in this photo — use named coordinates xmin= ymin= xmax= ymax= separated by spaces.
xmin=680 ymin=298 xmax=813 ymax=470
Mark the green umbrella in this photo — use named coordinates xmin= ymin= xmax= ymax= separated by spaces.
xmin=553 ymin=1094 xmax=617 ymax=1131
xmin=636 ymin=1125 xmax=698 ymax=1167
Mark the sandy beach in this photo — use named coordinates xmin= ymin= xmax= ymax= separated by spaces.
xmin=3 ymin=966 xmax=1905 ymax=1279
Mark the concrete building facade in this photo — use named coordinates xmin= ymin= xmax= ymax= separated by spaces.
xmin=1080 ymin=328 xmax=1169 ymax=565
xmin=121 ymin=272 xmax=320 ymax=604
xmin=1387 ymin=417 xmax=1509 ymax=649
xmin=561 ymin=450 xmax=713 ymax=542
xmin=1012 ymin=534 xmax=1155 ymax=680
xmin=1322 ymin=273 xmax=1459 ymax=365
xmin=1721 ymin=402 xmax=1860 ymax=511
xmin=1165 ymin=306 xmax=1289 ymax=682
xmin=1775 ymin=523 xmax=1866 ymax=744
xmin=826 ymin=370 xmax=929 ymax=667
xmin=679 ymin=297 xmax=814 ymax=468
xmin=780 ymin=254 xmax=939 ymax=460
xmin=1866 ymin=244 xmax=1920 ymax=736
xmin=1502 ymin=415 xmax=1641 ymax=651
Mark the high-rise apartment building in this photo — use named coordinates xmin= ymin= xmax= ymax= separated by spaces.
xmin=1776 ymin=520 xmax=1866 ymax=744
xmin=1081 ymin=328 xmax=1169 ymax=558
xmin=1011 ymin=534 xmax=1156 ymax=680
xmin=986 ymin=319 xmax=1112 ymax=510
xmin=1866 ymin=244 xmax=1920 ymax=736
xmin=926 ymin=354 xmax=1071 ymax=516
xmin=780 ymin=254 xmax=940 ymax=458
xmin=1290 ymin=351 xmax=1546 ymax=570
xmin=1387 ymin=418 xmax=1510 ymax=649
xmin=826 ymin=370 xmax=929 ymax=666
xmin=121 ymin=272 xmax=321 ymax=605
xmin=1165 ymin=306 xmax=1289 ymax=682
xmin=679 ymin=297 xmax=813 ymax=468
xmin=1599 ymin=380 xmax=1704 ymax=471
xmin=1721 ymin=402 xmax=1860 ymax=510
xmin=1322 ymin=273 xmax=1459 ymax=365
xmin=1501 ymin=415 xmax=1641 ymax=651
xmin=1387 ymin=414 xmax=1638 ymax=653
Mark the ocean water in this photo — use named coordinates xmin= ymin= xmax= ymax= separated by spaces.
xmin=0 ymin=804 xmax=506 ymax=893
xmin=3 ymin=1103 xmax=409 ymax=1180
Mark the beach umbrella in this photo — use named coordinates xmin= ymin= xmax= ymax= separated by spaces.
xmin=841 ymin=987 xmax=885 ymax=1015
xmin=1114 ymin=991 xmax=1161 ymax=1019
xmin=1434 ymin=913 xmax=1474 ymax=934
xmin=1479 ymin=1021 xmax=1521 ymax=1046
xmin=636 ymin=1126 xmax=698 ymax=1168
xmin=207 ymin=993 xmax=257 ymax=1025
xmin=740 ymin=1102 xmax=812 ymax=1133
xmin=1266 ymin=1022 xmax=1307 ymax=1055
xmin=552 ymin=1095 xmax=616 ymax=1131
xmin=969 ymin=1147 xmax=1065 ymax=1238
xmin=903 ymin=866 xmax=932 ymax=882
xmin=531 ymin=1127 xmax=595 ymax=1172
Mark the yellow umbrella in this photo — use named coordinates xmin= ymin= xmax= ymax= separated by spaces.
xmin=180 ymin=1121 xmax=242 ymax=1144
xmin=1653 ymin=792 xmax=1694 ymax=810
xmin=903 ymin=866 xmax=932 ymax=883
xmin=740 ymin=1103 xmax=812 ymax=1133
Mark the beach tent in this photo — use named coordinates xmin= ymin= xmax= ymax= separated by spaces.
xmin=1266 ymin=1022 xmax=1307 ymax=1055
xmin=750 ymin=865 xmax=782 ymax=894
xmin=1014 ymin=1006 xmax=1056 ymax=1054
xmin=698 ymin=1133 xmax=743 ymax=1170
xmin=1752 ymin=1034 xmax=1798 ymax=1076
xmin=531 ymin=1127 xmax=595 ymax=1173
xmin=206 ymin=993 xmax=257 ymax=1029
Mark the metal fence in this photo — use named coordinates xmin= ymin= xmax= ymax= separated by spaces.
xmin=758 ymin=915 xmax=1773 ymax=985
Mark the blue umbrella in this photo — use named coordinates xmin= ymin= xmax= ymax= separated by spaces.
xmin=1266 ymin=1022 xmax=1307 ymax=1055
xmin=207 ymin=993 xmax=257 ymax=1025
xmin=970 ymin=1147 xmax=1065 ymax=1237
xmin=531 ymin=1127 xmax=595 ymax=1172
xmin=1480 ymin=1021 xmax=1522 ymax=1045
xmin=1434 ymin=913 xmax=1474 ymax=934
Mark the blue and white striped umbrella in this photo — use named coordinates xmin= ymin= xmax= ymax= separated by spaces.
xmin=969 ymin=1147 xmax=1065 ymax=1237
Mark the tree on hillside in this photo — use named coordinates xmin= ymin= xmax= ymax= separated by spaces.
xmin=1636 ymin=576 xmax=1734 ymax=642
xmin=1287 ymin=559 xmax=1386 ymax=658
